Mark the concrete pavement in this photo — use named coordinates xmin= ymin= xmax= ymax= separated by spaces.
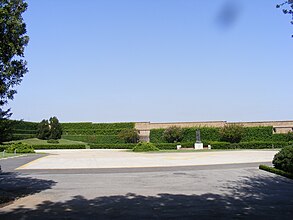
xmin=17 ymin=149 xmax=279 ymax=170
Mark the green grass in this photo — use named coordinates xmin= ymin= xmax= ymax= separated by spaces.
xmin=5 ymin=138 xmax=87 ymax=146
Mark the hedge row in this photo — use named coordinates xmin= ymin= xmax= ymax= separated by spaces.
xmin=33 ymin=144 xmax=86 ymax=149
xmin=11 ymin=134 xmax=36 ymax=140
xmin=63 ymin=129 xmax=124 ymax=136
xmin=61 ymin=122 xmax=134 ymax=130
xmin=89 ymin=143 xmax=136 ymax=149
xmin=62 ymin=135 xmax=124 ymax=144
xmin=150 ymin=126 xmax=288 ymax=143
xmin=12 ymin=129 xmax=37 ymax=135
xmin=10 ymin=120 xmax=39 ymax=130
xmin=259 ymin=165 xmax=293 ymax=179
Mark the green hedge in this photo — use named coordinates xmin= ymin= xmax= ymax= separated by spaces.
xmin=33 ymin=144 xmax=86 ymax=149
xmin=259 ymin=165 xmax=293 ymax=179
xmin=89 ymin=143 xmax=136 ymax=149
xmin=11 ymin=134 xmax=36 ymax=140
xmin=150 ymin=126 xmax=289 ymax=143
xmin=12 ymin=129 xmax=37 ymax=135
xmin=10 ymin=120 xmax=39 ymax=130
xmin=63 ymin=129 xmax=123 ymax=135
xmin=208 ymin=141 xmax=288 ymax=149
xmin=61 ymin=122 xmax=134 ymax=130
xmin=62 ymin=135 xmax=123 ymax=144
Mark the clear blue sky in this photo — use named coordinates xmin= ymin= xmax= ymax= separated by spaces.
xmin=9 ymin=0 xmax=293 ymax=123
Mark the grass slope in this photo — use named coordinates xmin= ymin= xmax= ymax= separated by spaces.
xmin=6 ymin=138 xmax=86 ymax=146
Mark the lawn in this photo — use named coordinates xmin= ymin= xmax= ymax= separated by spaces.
xmin=5 ymin=138 xmax=86 ymax=146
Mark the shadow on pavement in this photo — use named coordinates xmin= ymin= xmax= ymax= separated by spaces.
xmin=0 ymin=174 xmax=292 ymax=219
xmin=0 ymin=172 xmax=56 ymax=205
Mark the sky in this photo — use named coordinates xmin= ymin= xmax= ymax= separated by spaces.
xmin=8 ymin=0 xmax=293 ymax=123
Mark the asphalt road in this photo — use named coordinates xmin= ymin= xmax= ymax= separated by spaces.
xmin=0 ymin=154 xmax=292 ymax=219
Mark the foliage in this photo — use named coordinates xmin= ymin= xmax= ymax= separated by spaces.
xmin=5 ymin=142 xmax=34 ymax=153
xmin=273 ymin=146 xmax=293 ymax=173
xmin=259 ymin=164 xmax=293 ymax=179
xmin=62 ymin=135 xmax=123 ymax=144
xmin=63 ymin=129 xmax=123 ymax=135
xmin=37 ymin=119 xmax=50 ymax=140
xmin=47 ymin=139 xmax=59 ymax=144
xmin=276 ymin=0 xmax=293 ymax=37
xmin=118 ymin=129 xmax=139 ymax=143
xmin=287 ymin=132 xmax=293 ymax=141
xmin=162 ymin=126 xmax=184 ymax=143
xmin=0 ymin=0 xmax=29 ymax=118
xmin=33 ymin=144 xmax=86 ymax=149
xmin=132 ymin=142 xmax=159 ymax=152
xmin=0 ymin=118 xmax=13 ymax=143
xmin=49 ymin=116 xmax=62 ymax=140
xmin=61 ymin=122 xmax=134 ymax=130
xmin=89 ymin=143 xmax=136 ymax=149
xmin=220 ymin=124 xmax=244 ymax=143
xmin=209 ymin=141 xmax=288 ymax=149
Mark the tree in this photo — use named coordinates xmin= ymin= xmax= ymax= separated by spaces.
xmin=0 ymin=0 xmax=29 ymax=142
xmin=37 ymin=119 xmax=50 ymax=140
xmin=276 ymin=0 xmax=293 ymax=37
xmin=118 ymin=129 xmax=139 ymax=143
xmin=49 ymin=116 xmax=62 ymax=140
xmin=163 ymin=126 xmax=184 ymax=143
xmin=220 ymin=124 xmax=244 ymax=143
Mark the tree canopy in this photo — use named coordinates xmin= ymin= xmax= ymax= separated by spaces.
xmin=0 ymin=0 xmax=29 ymax=118
xmin=277 ymin=0 xmax=293 ymax=37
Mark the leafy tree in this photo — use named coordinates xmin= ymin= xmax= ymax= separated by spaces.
xmin=0 ymin=0 xmax=29 ymax=118
xmin=163 ymin=126 xmax=183 ymax=143
xmin=220 ymin=124 xmax=244 ymax=143
xmin=37 ymin=119 xmax=50 ymax=140
xmin=118 ymin=129 xmax=139 ymax=143
xmin=276 ymin=0 xmax=293 ymax=37
xmin=49 ymin=116 xmax=62 ymax=140
xmin=0 ymin=0 xmax=29 ymax=142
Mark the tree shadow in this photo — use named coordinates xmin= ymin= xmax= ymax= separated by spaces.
xmin=0 ymin=173 xmax=292 ymax=219
xmin=0 ymin=172 xmax=56 ymax=205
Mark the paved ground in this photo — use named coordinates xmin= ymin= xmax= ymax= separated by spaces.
xmin=18 ymin=149 xmax=279 ymax=169
xmin=0 ymin=150 xmax=293 ymax=219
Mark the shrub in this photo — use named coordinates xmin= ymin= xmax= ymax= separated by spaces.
xmin=33 ymin=144 xmax=86 ymax=149
xmin=118 ymin=129 xmax=139 ymax=143
xmin=163 ymin=126 xmax=184 ymax=143
xmin=259 ymin=165 xmax=293 ymax=179
xmin=273 ymin=146 xmax=293 ymax=174
xmin=49 ymin=116 xmax=63 ymax=139
xmin=6 ymin=142 xmax=35 ymax=153
xmin=47 ymin=139 xmax=59 ymax=144
xmin=287 ymin=132 xmax=293 ymax=141
xmin=61 ymin=122 xmax=135 ymax=130
xmin=37 ymin=119 xmax=50 ymax=140
xmin=220 ymin=124 xmax=244 ymax=143
xmin=133 ymin=142 xmax=159 ymax=152
xmin=89 ymin=143 xmax=136 ymax=149
xmin=62 ymin=135 xmax=123 ymax=144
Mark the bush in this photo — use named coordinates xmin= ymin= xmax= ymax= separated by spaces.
xmin=259 ymin=164 xmax=293 ymax=179
xmin=63 ymin=129 xmax=123 ymax=135
xmin=6 ymin=142 xmax=35 ymax=153
xmin=273 ymin=146 xmax=293 ymax=174
xmin=62 ymin=135 xmax=123 ymax=144
xmin=33 ymin=144 xmax=86 ymax=149
xmin=49 ymin=116 xmax=63 ymax=140
xmin=47 ymin=139 xmax=59 ymax=144
xmin=61 ymin=122 xmax=135 ymax=130
xmin=287 ymin=132 xmax=293 ymax=141
xmin=220 ymin=124 xmax=244 ymax=143
xmin=133 ymin=142 xmax=160 ymax=152
xmin=118 ymin=129 xmax=139 ymax=143
xmin=37 ymin=119 xmax=50 ymax=140
xmin=163 ymin=126 xmax=184 ymax=143
xmin=89 ymin=143 xmax=136 ymax=149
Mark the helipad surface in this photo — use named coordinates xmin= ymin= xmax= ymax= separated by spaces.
xmin=17 ymin=149 xmax=279 ymax=169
